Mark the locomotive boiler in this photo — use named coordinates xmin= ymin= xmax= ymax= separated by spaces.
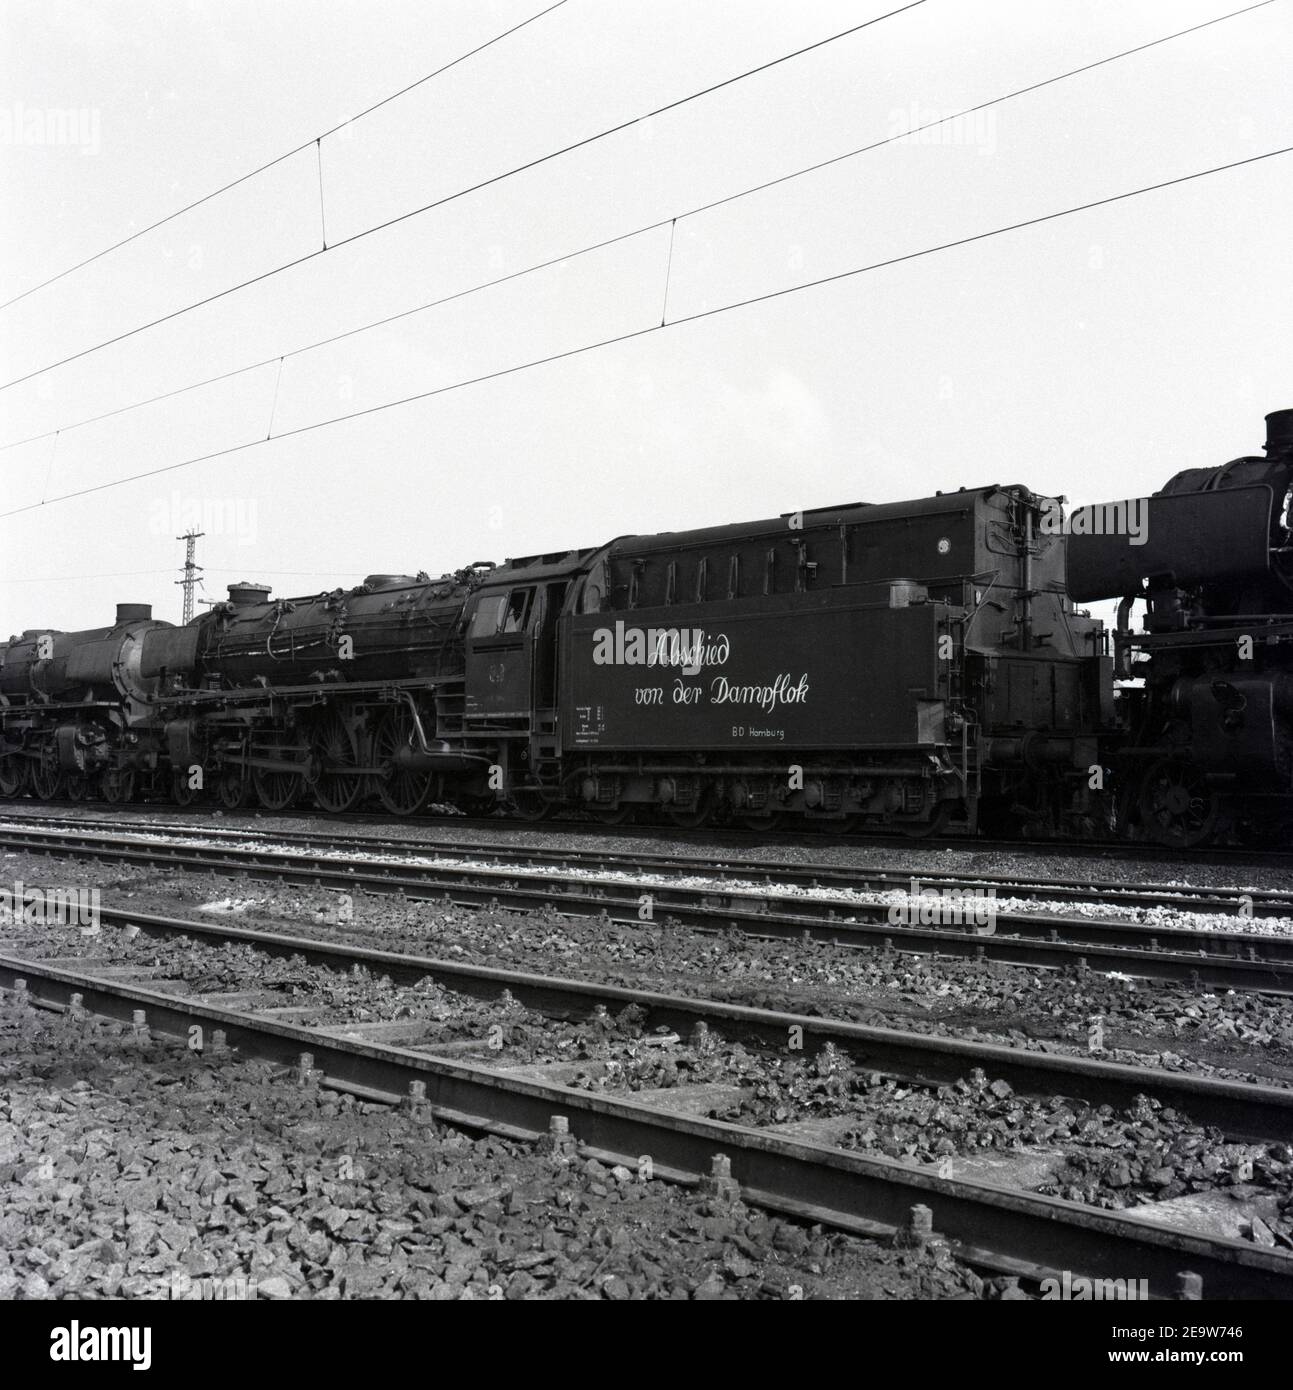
xmin=140 ymin=568 xmax=501 ymax=812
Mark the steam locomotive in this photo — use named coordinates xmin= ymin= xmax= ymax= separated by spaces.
xmin=1069 ymin=407 xmax=1293 ymax=847
xmin=1 ymin=409 xmax=1289 ymax=848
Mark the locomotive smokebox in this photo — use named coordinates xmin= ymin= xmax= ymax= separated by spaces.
xmin=1264 ymin=409 xmax=1293 ymax=459
xmin=115 ymin=603 xmax=152 ymax=623
xmin=227 ymin=581 xmax=271 ymax=606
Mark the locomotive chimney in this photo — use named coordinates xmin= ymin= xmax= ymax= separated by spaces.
xmin=1264 ymin=409 xmax=1293 ymax=459
xmin=227 ymin=581 xmax=271 ymax=606
xmin=115 ymin=603 xmax=152 ymax=623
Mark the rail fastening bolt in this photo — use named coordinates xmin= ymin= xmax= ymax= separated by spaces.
xmin=540 ymin=1113 xmax=576 ymax=1158
xmin=699 ymin=1152 xmax=741 ymax=1205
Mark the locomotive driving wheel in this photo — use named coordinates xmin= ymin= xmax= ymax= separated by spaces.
xmin=172 ymin=768 xmax=202 ymax=806
xmin=217 ymin=771 xmax=253 ymax=810
xmin=311 ymin=714 xmax=364 ymax=814
xmin=254 ymin=766 xmax=303 ymax=812
xmin=1138 ymin=757 xmax=1219 ymax=849
xmin=100 ymin=768 xmax=136 ymax=805
xmin=31 ymin=749 xmax=63 ymax=800
xmin=0 ymin=754 xmax=27 ymax=798
xmin=371 ymin=709 xmax=435 ymax=816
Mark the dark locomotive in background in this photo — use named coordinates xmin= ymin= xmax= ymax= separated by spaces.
xmin=2 ymin=409 xmax=1291 ymax=849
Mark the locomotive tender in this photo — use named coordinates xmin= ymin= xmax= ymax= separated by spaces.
xmin=1 ymin=410 xmax=1286 ymax=846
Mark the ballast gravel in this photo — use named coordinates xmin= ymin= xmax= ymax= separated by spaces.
xmin=0 ymin=1007 xmax=989 ymax=1301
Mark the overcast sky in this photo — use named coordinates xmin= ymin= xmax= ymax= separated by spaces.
xmin=1 ymin=0 xmax=1289 ymax=635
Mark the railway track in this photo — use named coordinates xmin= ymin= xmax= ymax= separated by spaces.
xmin=2 ymin=818 xmax=1291 ymax=993
xmin=5 ymin=807 xmax=1292 ymax=919
xmin=3 ymin=794 xmax=1291 ymax=868
xmin=5 ymin=901 xmax=1293 ymax=1297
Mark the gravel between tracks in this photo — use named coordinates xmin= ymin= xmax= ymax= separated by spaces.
xmin=8 ymin=803 xmax=1293 ymax=892
xmin=4 ymin=840 xmax=1293 ymax=1083
xmin=0 ymin=1006 xmax=988 ymax=1301
xmin=5 ymin=814 xmax=1292 ymax=941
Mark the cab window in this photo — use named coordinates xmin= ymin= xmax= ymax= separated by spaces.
xmin=468 ymin=595 xmax=507 ymax=639
xmin=501 ymin=589 xmax=530 ymax=633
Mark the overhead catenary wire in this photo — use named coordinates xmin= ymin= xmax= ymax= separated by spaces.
xmin=2 ymin=141 xmax=1286 ymax=522
xmin=0 ymin=0 xmax=572 ymax=312
xmin=0 ymin=566 xmax=372 ymax=586
xmin=0 ymin=0 xmax=1272 ymax=458
xmin=0 ymin=1 xmax=926 ymax=394
xmin=315 ymin=140 xmax=328 ymax=251
xmin=0 ymin=568 xmax=178 ymax=584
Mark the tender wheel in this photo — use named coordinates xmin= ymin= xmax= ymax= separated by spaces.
xmin=1138 ymin=757 xmax=1219 ymax=849
xmin=217 ymin=771 xmax=253 ymax=810
xmin=662 ymin=789 xmax=714 ymax=829
xmin=31 ymin=751 xmax=63 ymax=800
xmin=371 ymin=709 xmax=435 ymax=816
xmin=590 ymin=805 xmax=634 ymax=825
xmin=311 ymin=714 xmax=364 ymax=813
xmin=0 ymin=755 xmax=28 ymax=798
xmin=100 ymin=768 xmax=136 ymax=805
xmin=254 ymin=766 xmax=303 ymax=812
xmin=736 ymin=809 xmax=787 ymax=832
xmin=895 ymin=801 xmax=953 ymax=839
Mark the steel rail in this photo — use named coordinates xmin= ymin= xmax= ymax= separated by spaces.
xmin=2 ymin=824 xmax=1291 ymax=993
xmin=3 ymin=952 xmax=1289 ymax=1298
xmin=4 ymin=807 xmax=1291 ymax=917
xmin=27 ymin=901 xmax=1293 ymax=1141
xmin=7 ymin=792 xmax=1293 ymax=866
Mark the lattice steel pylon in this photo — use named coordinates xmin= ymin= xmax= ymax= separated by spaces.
xmin=176 ymin=530 xmax=204 ymax=623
